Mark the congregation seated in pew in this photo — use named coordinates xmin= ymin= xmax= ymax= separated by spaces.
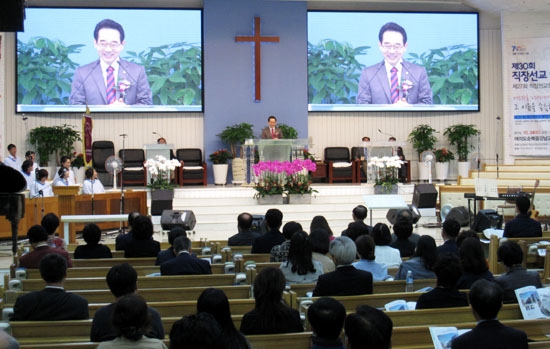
xmin=155 ymin=227 xmax=187 ymax=266
xmin=42 ymin=212 xmax=67 ymax=251
xmin=123 ymin=215 xmax=160 ymax=258
xmin=345 ymin=305 xmax=393 ymax=349
xmin=390 ymin=218 xmax=416 ymax=258
xmin=240 ymin=267 xmax=303 ymax=335
xmin=96 ymin=294 xmax=167 ymax=349
xmin=160 ymin=236 xmax=212 ymax=276
xmin=310 ymin=228 xmax=336 ymax=273
xmin=270 ymin=221 xmax=302 ymax=262
xmin=19 ymin=225 xmax=73 ymax=269
xmin=115 ymin=211 xmax=140 ymax=251
xmin=73 ymin=223 xmax=112 ymax=259
xmin=227 ymin=212 xmax=261 ymax=246
xmin=415 ymin=254 xmax=469 ymax=309
xmin=353 ymin=235 xmax=392 ymax=281
xmin=456 ymin=237 xmax=494 ymax=290
xmin=504 ymin=195 xmax=542 ymax=238
xmin=91 ymin=263 xmax=164 ymax=342
xmin=251 ymin=209 xmax=285 ymax=254
xmin=280 ymin=230 xmax=324 ymax=285
xmin=395 ymin=235 xmax=437 ymax=280
xmin=12 ymin=253 xmax=88 ymax=321
xmin=495 ymin=240 xmax=542 ymax=304
xmin=373 ymin=223 xmax=402 ymax=269
xmin=307 ymin=297 xmax=346 ymax=349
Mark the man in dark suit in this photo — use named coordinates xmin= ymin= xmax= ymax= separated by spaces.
xmin=156 ymin=227 xmax=187 ymax=265
xmin=495 ymin=241 xmax=542 ymax=303
xmin=437 ymin=218 xmax=460 ymax=256
xmin=356 ymin=22 xmax=432 ymax=105
xmin=260 ymin=115 xmax=284 ymax=139
xmin=11 ymin=254 xmax=88 ymax=321
xmin=69 ymin=19 xmax=152 ymax=106
xmin=115 ymin=211 xmax=140 ymax=251
xmin=91 ymin=263 xmax=164 ymax=342
xmin=228 ymin=212 xmax=261 ymax=246
xmin=251 ymin=209 xmax=285 ymax=253
xmin=19 ymin=225 xmax=72 ymax=269
xmin=503 ymin=195 xmax=542 ymax=238
xmin=451 ymin=279 xmax=528 ymax=349
xmin=313 ymin=236 xmax=373 ymax=296
xmin=160 ymin=236 xmax=212 ymax=275
xmin=341 ymin=205 xmax=372 ymax=242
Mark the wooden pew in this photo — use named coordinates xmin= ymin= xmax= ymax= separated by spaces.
xmin=5 ymin=284 xmax=252 ymax=304
xmin=88 ymin=298 xmax=257 ymax=318
xmin=70 ymin=255 xmax=219 ymax=268
xmin=19 ymin=274 xmax=238 ymax=292
xmin=288 ymin=278 xmax=436 ymax=299
xmin=19 ymin=262 xmax=230 ymax=279
xmin=487 ymin=235 xmax=550 ymax=275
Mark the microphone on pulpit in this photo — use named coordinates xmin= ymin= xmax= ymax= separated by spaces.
xmin=378 ymin=129 xmax=394 ymax=139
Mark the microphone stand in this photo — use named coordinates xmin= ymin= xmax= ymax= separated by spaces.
xmin=120 ymin=134 xmax=127 ymax=233
xmin=476 ymin=132 xmax=481 ymax=179
xmin=91 ymin=179 xmax=95 ymax=215
xmin=496 ymin=116 xmax=501 ymax=179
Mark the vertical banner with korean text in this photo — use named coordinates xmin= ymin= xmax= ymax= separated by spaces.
xmin=505 ymin=38 xmax=550 ymax=156
xmin=82 ymin=105 xmax=93 ymax=166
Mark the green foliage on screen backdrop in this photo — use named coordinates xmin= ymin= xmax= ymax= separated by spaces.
xmin=408 ymin=44 xmax=478 ymax=105
xmin=125 ymin=42 xmax=202 ymax=106
xmin=17 ymin=38 xmax=84 ymax=105
xmin=308 ymin=39 xmax=369 ymax=104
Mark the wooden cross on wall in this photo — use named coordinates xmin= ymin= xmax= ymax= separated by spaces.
xmin=236 ymin=17 xmax=280 ymax=102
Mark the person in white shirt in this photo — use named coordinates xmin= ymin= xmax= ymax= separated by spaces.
xmin=5 ymin=144 xmax=22 ymax=171
xmin=82 ymin=167 xmax=105 ymax=194
xmin=25 ymin=150 xmax=39 ymax=171
xmin=58 ymin=156 xmax=76 ymax=185
xmin=30 ymin=169 xmax=54 ymax=198
xmin=21 ymin=160 xmax=35 ymax=190
xmin=54 ymin=167 xmax=71 ymax=187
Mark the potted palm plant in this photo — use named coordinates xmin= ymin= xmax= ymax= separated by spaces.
xmin=443 ymin=124 xmax=480 ymax=178
xmin=407 ymin=124 xmax=437 ymax=180
xmin=217 ymin=123 xmax=254 ymax=183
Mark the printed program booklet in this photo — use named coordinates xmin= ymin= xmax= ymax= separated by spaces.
xmin=515 ymin=285 xmax=550 ymax=319
xmin=429 ymin=326 xmax=471 ymax=349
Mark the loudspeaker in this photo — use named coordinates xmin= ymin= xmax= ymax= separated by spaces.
xmin=472 ymin=209 xmax=503 ymax=232
xmin=0 ymin=0 xmax=25 ymax=32
xmin=160 ymin=210 xmax=196 ymax=230
xmin=412 ymin=184 xmax=438 ymax=208
xmin=445 ymin=206 xmax=471 ymax=227
xmin=386 ymin=205 xmax=421 ymax=225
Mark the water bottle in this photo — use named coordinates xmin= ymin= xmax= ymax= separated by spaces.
xmin=405 ymin=270 xmax=414 ymax=292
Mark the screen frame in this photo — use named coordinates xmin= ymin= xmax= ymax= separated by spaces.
xmin=15 ymin=6 xmax=204 ymax=114
xmin=307 ymin=10 xmax=480 ymax=113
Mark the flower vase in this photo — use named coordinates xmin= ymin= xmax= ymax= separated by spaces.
xmin=231 ymin=158 xmax=245 ymax=184
xmin=213 ymin=164 xmax=229 ymax=185
xmin=435 ymin=162 xmax=449 ymax=181
xmin=73 ymin=167 xmax=86 ymax=185
xmin=257 ymin=194 xmax=284 ymax=205
xmin=374 ymin=184 xmax=398 ymax=195
xmin=288 ymin=193 xmax=312 ymax=204
xmin=150 ymin=189 xmax=174 ymax=216
xmin=457 ymin=161 xmax=471 ymax=179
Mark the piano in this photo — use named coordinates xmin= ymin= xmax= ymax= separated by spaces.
xmin=0 ymin=164 xmax=26 ymax=253
xmin=463 ymin=192 xmax=531 ymax=200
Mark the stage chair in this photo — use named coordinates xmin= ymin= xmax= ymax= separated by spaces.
xmin=324 ymin=147 xmax=356 ymax=183
xmin=118 ymin=149 xmax=147 ymax=186
xmin=176 ymin=148 xmax=207 ymax=186
xmin=92 ymin=140 xmax=114 ymax=186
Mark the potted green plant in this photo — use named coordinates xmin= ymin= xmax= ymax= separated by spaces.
xmin=443 ymin=124 xmax=480 ymax=178
xmin=407 ymin=124 xmax=437 ymax=180
xmin=277 ymin=123 xmax=298 ymax=139
xmin=28 ymin=124 xmax=81 ymax=166
xmin=217 ymin=123 xmax=254 ymax=184
xmin=217 ymin=123 xmax=254 ymax=158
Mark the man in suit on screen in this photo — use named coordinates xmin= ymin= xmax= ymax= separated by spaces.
xmin=70 ymin=19 xmax=152 ymax=106
xmin=356 ymin=22 xmax=432 ymax=105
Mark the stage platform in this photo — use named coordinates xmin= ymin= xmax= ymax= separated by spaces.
xmin=146 ymin=183 xmax=442 ymax=243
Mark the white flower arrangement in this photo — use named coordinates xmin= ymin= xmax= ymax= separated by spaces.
xmin=144 ymin=155 xmax=181 ymax=189
xmin=368 ymin=156 xmax=404 ymax=190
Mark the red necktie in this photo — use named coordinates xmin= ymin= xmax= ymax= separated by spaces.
xmin=106 ymin=66 xmax=116 ymax=104
xmin=390 ymin=67 xmax=399 ymax=103
xmin=271 ymin=128 xmax=275 ymax=138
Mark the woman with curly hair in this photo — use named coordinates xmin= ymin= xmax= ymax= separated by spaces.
xmin=97 ymin=294 xmax=166 ymax=348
